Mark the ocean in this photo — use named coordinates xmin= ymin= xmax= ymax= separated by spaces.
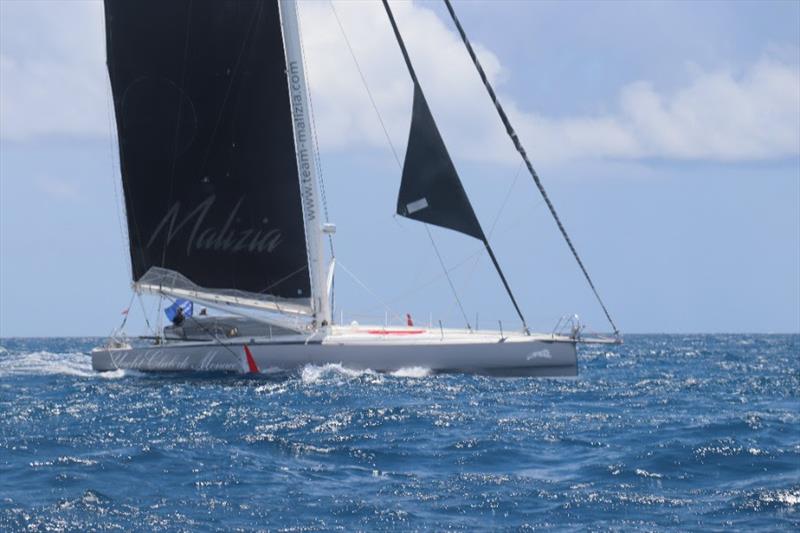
xmin=0 ymin=334 xmax=797 ymax=531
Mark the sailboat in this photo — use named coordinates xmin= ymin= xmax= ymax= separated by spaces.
xmin=92 ymin=0 xmax=620 ymax=377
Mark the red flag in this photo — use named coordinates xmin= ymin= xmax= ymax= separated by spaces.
xmin=121 ymin=308 xmax=129 ymax=315
xmin=406 ymin=313 xmax=414 ymax=327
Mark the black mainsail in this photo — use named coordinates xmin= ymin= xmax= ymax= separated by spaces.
xmin=382 ymin=0 xmax=529 ymax=332
xmin=104 ymin=0 xmax=311 ymax=312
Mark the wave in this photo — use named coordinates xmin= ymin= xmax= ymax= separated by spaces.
xmin=389 ymin=366 xmax=432 ymax=378
xmin=0 ymin=350 xmax=135 ymax=379
xmin=300 ymin=363 xmax=379 ymax=384
xmin=759 ymin=489 xmax=800 ymax=507
xmin=299 ymin=363 xmax=432 ymax=383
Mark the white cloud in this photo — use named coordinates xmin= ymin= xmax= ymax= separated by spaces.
xmin=617 ymin=60 xmax=800 ymax=160
xmin=299 ymin=1 xmax=800 ymax=164
xmin=1 ymin=0 xmax=797 ymax=164
xmin=0 ymin=1 xmax=108 ymax=141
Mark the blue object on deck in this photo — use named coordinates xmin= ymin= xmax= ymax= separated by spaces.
xmin=164 ymin=299 xmax=193 ymax=322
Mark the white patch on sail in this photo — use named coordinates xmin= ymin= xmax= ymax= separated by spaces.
xmin=406 ymin=198 xmax=429 ymax=214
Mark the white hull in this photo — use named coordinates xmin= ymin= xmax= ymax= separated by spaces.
xmin=92 ymin=326 xmax=578 ymax=377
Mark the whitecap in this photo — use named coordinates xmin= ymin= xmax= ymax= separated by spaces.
xmin=635 ymin=468 xmax=663 ymax=479
xmin=389 ymin=366 xmax=431 ymax=378
xmin=0 ymin=350 xmax=140 ymax=379
xmin=254 ymin=382 xmax=288 ymax=395
xmin=0 ymin=351 xmax=93 ymax=378
xmin=300 ymin=363 xmax=378 ymax=384
xmin=777 ymin=490 xmax=800 ymax=506
xmin=760 ymin=489 xmax=800 ymax=506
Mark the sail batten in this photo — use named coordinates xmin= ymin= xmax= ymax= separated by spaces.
xmin=104 ymin=0 xmax=311 ymax=305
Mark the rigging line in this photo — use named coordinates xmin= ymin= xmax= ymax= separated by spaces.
xmin=156 ymin=296 xmax=164 ymax=339
xmin=328 ymin=0 xmax=402 ymax=168
xmin=377 ymin=0 xmax=474 ymax=329
xmin=331 ymin=0 xmax=468 ymax=326
xmin=460 ymin=164 xmax=546 ymax=296
xmin=461 ymin=162 xmax=524 ymax=284
xmin=296 ymin=2 xmax=334 ymax=258
xmin=381 ymin=0 xmax=420 ymax=85
xmin=443 ymin=0 xmax=620 ymax=336
xmin=461 ymin=194 xmax=544 ymax=324
xmin=425 ymin=225 xmax=473 ymax=330
xmin=490 ymin=161 xmax=526 ymax=238
xmin=136 ymin=292 xmax=153 ymax=335
xmin=482 ymin=239 xmax=527 ymax=333
xmin=382 ymin=0 xmax=526 ymax=332
xmin=117 ymin=292 xmax=136 ymax=332
xmin=104 ymin=75 xmax=130 ymax=281
xmin=336 ymin=260 xmax=404 ymax=324
xmin=105 ymin=17 xmax=149 ymax=280
xmin=386 ymin=246 xmax=484 ymax=304
xmin=160 ymin=0 xmax=195 ymax=268
xmin=255 ymin=264 xmax=310 ymax=296
xmin=447 ymin=162 xmax=526 ymax=326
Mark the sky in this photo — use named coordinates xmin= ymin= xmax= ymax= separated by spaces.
xmin=0 ymin=0 xmax=798 ymax=336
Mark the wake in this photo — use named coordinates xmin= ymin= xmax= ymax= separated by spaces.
xmin=0 ymin=349 xmax=432 ymax=382
xmin=0 ymin=350 xmax=132 ymax=379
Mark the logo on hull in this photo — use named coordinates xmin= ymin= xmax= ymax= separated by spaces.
xmin=526 ymin=349 xmax=552 ymax=360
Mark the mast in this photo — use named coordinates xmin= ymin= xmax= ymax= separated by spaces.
xmin=279 ymin=0 xmax=331 ymax=327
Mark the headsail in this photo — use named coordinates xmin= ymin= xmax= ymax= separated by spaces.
xmin=381 ymin=2 xmax=484 ymax=242
xmin=398 ymin=85 xmax=485 ymax=241
xmin=381 ymin=0 xmax=529 ymax=332
xmin=104 ymin=0 xmax=311 ymax=313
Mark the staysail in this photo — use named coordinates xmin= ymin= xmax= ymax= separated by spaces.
xmin=382 ymin=0 xmax=529 ymax=331
xmin=104 ymin=0 xmax=311 ymax=314
xmin=398 ymin=85 xmax=485 ymax=241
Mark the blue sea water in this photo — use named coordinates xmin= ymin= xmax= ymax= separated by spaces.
xmin=0 ymin=335 xmax=797 ymax=531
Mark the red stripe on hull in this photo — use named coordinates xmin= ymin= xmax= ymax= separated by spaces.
xmin=243 ymin=345 xmax=260 ymax=373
